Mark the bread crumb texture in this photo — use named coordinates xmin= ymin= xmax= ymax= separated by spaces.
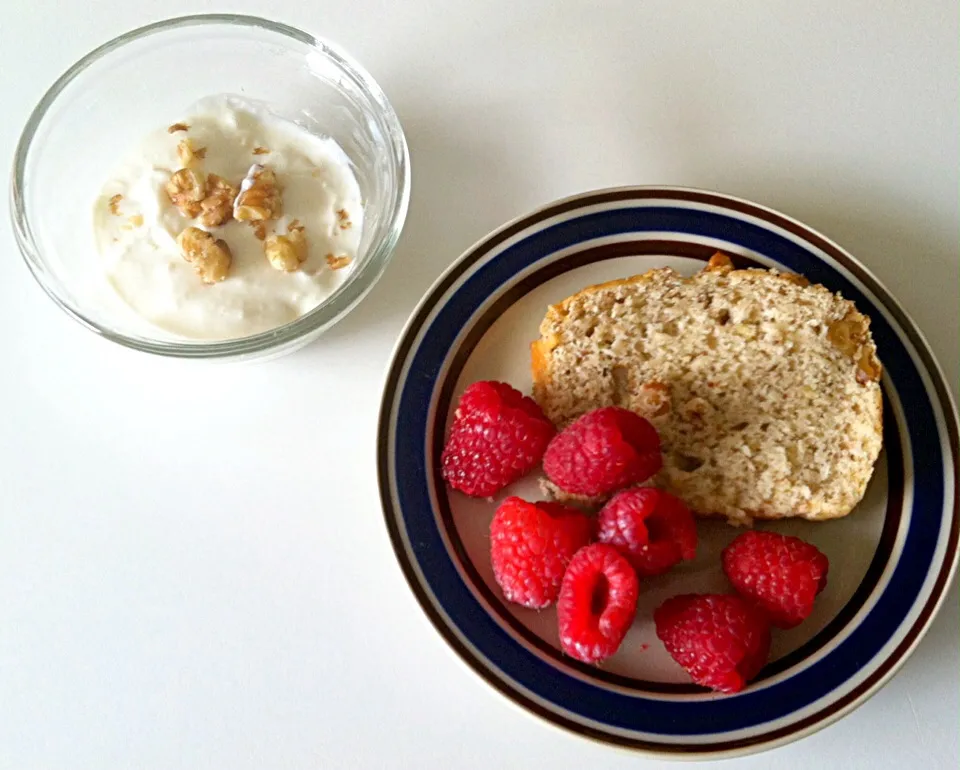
xmin=531 ymin=256 xmax=883 ymax=525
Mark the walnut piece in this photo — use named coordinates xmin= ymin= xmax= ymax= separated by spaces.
xmin=252 ymin=146 xmax=270 ymax=155
xmin=165 ymin=169 xmax=207 ymax=218
xmin=325 ymin=254 xmax=352 ymax=270
xmin=336 ymin=208 xmax=352 ymax=230
xmin=234 ymin=165 xmax=282 ymax=222
xmin=264 ymin=221 xmax=307 ymax=272
xmin=705 ymin=252 xmax=734 ymax=272
xmin=120 ymin=213 xmax=144 ymax=231
xmin=680 ymin=396 xmax=713 ymax=424
xmin=177 ymin=226 xmax=231 ymax=284
xmin=856 ymin=350 xmax=882 ymax=383
xmin=634 ymin=381 xmax=671 ymax=417
xmin=827 ymin=311 xmax=869 ymax=357
xmin=198 ymin=174 xmax=238 ymax=228
xmin=168 ymin=122 xmax=189 ymax=133
xmin=828 ymin=310 xmax=881 ymax=383
xmin=177 ymin=139 xmax=207 ymax=168
xmin=108 ymin=194 xmax=123 ymax=215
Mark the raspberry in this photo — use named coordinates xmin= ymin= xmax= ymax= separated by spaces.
xmin=557 ymin=543 xmax=639 ymax=663
xmin=543 ymin=407 xmax=661 ymax=498
xmin=722 ymin=530 xmax=829 ymax=629
xmin=441 ymin=381 xmax=556 ymax=497
xmin=489 ymin=497 xmax=593 ymax=609
xmin=654 ymin=594 xmax=771 ymax=693
xmin=596 ymin=488 xmax=698 ymax=577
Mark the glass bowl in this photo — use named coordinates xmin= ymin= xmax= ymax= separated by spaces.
xmin=10 ymin=14 xmax=410 ymax=361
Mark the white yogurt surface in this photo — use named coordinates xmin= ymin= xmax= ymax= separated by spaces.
xmin=93 ymin=95 xmax=363 ymax=340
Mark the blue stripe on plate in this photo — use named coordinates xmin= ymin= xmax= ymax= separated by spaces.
xmin=392 ymin=206 xmax=944 ymax=735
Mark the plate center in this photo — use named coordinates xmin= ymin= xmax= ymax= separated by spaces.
xmin=445 ymin=253 xmax=888 ymax=685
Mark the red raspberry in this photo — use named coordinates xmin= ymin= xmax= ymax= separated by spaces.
xmin=489 ymin=497 xmax=593 ymax=609
xmin=722 ymin=531 xmax=829 ymax=629
xmin=543 ymin=407 xmax=661 ymax=498
xmin=596 ymin=488 xmax=698 ymax=577
xmin=654 ymin=594 xmax=771 ymax=693
xmin=441 ymin=381 xmax=556 ymax=497
xmin=557 ymin=543 xmax=639 ymax=663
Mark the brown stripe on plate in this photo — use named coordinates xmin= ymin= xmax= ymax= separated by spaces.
xmin=430 ymin=242 xmax=904 ymax=694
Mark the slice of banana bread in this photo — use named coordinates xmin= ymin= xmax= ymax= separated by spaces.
xmin=531 ymin=253 xmax=883 ymax=525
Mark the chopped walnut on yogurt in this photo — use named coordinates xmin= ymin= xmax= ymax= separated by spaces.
xmin=177 ymin=227 xmax=232 ymax=284
xmin=264 ymin=220 xmax=308 ymax=272
xmin=92 ymin=95 xmax=363 ymax=341
xmin=234 ymin=164 xmax=282 ymax=222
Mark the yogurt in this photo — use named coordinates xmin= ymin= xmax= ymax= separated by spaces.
xmin=93 ymin=95 xmax=363 ymax=340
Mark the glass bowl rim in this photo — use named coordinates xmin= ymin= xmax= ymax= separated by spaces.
xmin=9 ymin=13 xmax=411 ymax=359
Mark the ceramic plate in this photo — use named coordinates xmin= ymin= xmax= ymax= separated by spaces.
xmin=377 ymin=187 xmax=958 ymax=758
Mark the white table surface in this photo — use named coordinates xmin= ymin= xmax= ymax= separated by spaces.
xmin=2 ymin=1 xmax=957 ymax=768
